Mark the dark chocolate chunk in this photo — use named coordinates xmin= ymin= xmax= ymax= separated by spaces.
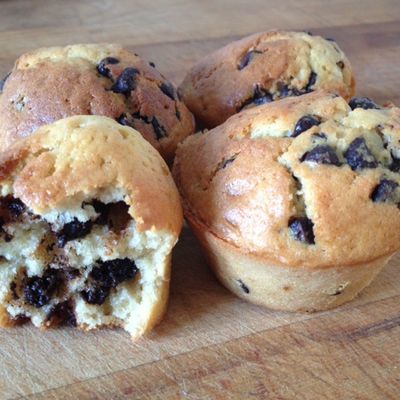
xmin=313 ymin=132 xmax=327 ymax=139
xmin=24 ymin=269 xmax=62 ymax=308
xmin=349 ymin=97 xmax=379 ymax=111
xmin=336 ymin=61 xmax=345 ymax=69
xmin=65 ymin=268 xmax=80 ymax=281
xmin=238 ymin=279 xmax=250 ymax=294
xmin=117 ymin=113 xmax=134 ymax=128
xmin=175 ymin=108 xmax=181 ymax=120
xmin=91 ymin=200 xmax=111 ymax=225
xmin=7 ymin=198 xmax=25 ymax=217
xmin=81 ymin=286 xmax=110 ymax=305
xmin=152 ymin=117 xmax=167 ymax=140
xmin=0 ymin=72 xmax=10 ymax=92
xmin=56 ymin=218 xmax=93 ymax=248
xmin=91 ymin=258 xmax=138 ymax=288
xmin=291 ymin=115 xmax=321 ymax=137
xmin=160 ymin=81 xmax=176 ymax=100
xmin=279 ymin=84 xmax=304 ymax=98
xmin=111 ymin=67 xmax=140 ymax=94
xmin=97 ymin=57 xmax=120 ymax=78
xmin=289 ymin=217 xmax=315 ymax=244
xmin=81 ymin=258 xmax=138 ymax=305
xmin=241 ymin=85 xmax=273 ymax=110
xmin=301 ymin=145 xmax=341 ymax=166
xmin=252 ymin=86 xmax=273 ymax=105
xmin=389 ymin=156 xmax=400 ymax=173
xmin=370 ymin=179 xmax=398 ymax=202
xmin=149 ymin=61 xmax=156 ymax=68
xmin=344 ymin=137 xmax=378 ymax=170
xmin=50 ymin=301 xmax=77 ymax=327
xmin=305 ymin=71 xmax=317 ymax=92
xmin=238 ymin=50 xmax=262 ymax=70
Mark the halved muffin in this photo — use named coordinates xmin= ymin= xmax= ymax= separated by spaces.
xmin=0 ymin=115 xmax=183 ymax=339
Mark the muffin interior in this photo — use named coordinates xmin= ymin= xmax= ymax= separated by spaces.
xmin=0 ymin=189 xmax=174 ymax=336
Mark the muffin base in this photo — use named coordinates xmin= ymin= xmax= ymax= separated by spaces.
xmin=188 ymin=217 xmax=393 ymax=312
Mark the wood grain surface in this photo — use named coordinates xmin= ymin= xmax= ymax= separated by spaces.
xmin=0 ymin=1 xmax=400 ymax=399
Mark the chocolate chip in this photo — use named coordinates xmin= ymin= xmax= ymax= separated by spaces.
xmin=0 ymin=72 xmax=10 ymax=92
xmin=313 ymin=132 xmax=327 ymax=139
xmin=97 ymin=57 xmax=120 ymax=78
xmin=291 ymin=115 xmax=321 ymax=137
xmin=65 ymin=268 xmax=80 ymax=281
xmin=301 ymin=145 xmax=341 ymax=166
xmin=91 ymin=200 xmax=111 ymax=225
xmin=24 ymin=269 xmax=62 ymax=308
xmin=371 ymin=179 xmax=398 ymax=202
xmin=238 ymin=50 xmax=262 ymax=70
xmin=389 ymin=156 xmax=400 ymax=173
xmin=149 ymin=61 xmax=156 ymax=68
xmin=117 ymin=113 xmax=134 ymax=128
xmin=349 ymin=97 xmax=379 ymax=111
xmin=305 ymin=72 xmax=317 ymax=92
xmin=344 ymin=137 xmax=378 ymax=170
xmin=280 ymin=85 xmax=304 ymax=98
xmin=152 ymin=117 xmax=167 ymax=140
xmin=93 ymin=258 xmax=138 ymax=288
xmin=215 ymin=154 xmax=239 ymax=174
xmin=237 ymin=279 xmax=250 ymax=294
xmin=50 ymin=301 xmax=77 ymax=327
xmin=175 ymin=108 xmax=181 ymax=120
xmin=241 ymin=85 xmax=273 ymax=110
xmin=160 ymin=81 xmax=176 ymax=100
xmin=111 ymin=67 xmax=139 ymax=94
xmin=252 ymin=86 xmax=273 ymax=105
xmin=336 ymin=61 xmax=345 ymax=69
xmin=7 ymin=198 xmax=25 ymax=217
xmin=56 ymin=218 xmax=93 ymax=248
xmin=289 ymin=217 xmax=315 ymax=244
xmin=81 ymin=258 xmax=138 ymax=305
xmin=81 ymin=286 xmax=110 ymax=305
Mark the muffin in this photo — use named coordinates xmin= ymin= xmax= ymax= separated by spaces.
xmin=179 ymin=31 xmax=355 ymax=128
xmin=173 ymin=91 xmax=400 ymax=312
xmin=0 ymin=43 xmax=195 ymax=163
xmin=0 ymin=115 xmax=183 ymax=339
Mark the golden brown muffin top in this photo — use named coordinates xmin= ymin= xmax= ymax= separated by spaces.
xmin=0 ymin=44 xmax=195 ymax=163
xmin=174 ymin=91 xmax=400 ymax=268
xmin=0 ymin=115 xmax=183 ymax=236
xmin=179 ymin=31 xmax=355 ymax=128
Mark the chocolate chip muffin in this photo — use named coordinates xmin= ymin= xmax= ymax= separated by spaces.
xmin=179 ymin=31 xmax=355 ymax=128
xmin=0 ymin=44 xmax=195 ymax=163
xmin=173 ymin=91 xmax=400 ymax=312
xmin=0 ymin=115 xmax=183 ymax=339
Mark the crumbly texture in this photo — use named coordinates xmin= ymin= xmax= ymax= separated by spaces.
xmin=173 ymin=91 xmax=400 ymax=311
xmin=0 ymin=115 xmax=183 ymax=339
xmin=179 ymin=31 xmax=355 ymax=128
xmin=0 ymin=43 xmax=195 ymax=163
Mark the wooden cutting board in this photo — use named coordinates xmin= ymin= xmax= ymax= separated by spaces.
xmin=0 ymin=1 xmax=400 ymax=399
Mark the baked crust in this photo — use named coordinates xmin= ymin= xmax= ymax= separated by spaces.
xmin=0 ymin=43 xmax=195 ymax=163
xmin=179 ymin=31 xmax=355 ymax=128
xmin=1 ymin=115 xmax=183 ymax=235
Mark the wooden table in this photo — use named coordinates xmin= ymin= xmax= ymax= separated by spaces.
xmin=1 ymin=1 xmax=400 ymax=399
